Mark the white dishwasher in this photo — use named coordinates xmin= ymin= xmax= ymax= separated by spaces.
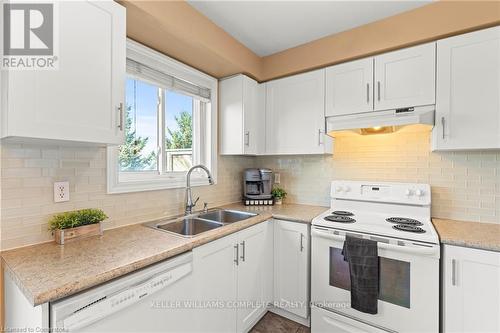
xmin=50 ymin=252 xmax=196 ymax=332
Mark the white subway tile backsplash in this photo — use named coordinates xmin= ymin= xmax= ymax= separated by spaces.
xmin=257 ymin=131 xmax=499 ymax=224
xmin=1 ymin=131 xmax=498 ymax=250
xmin=0 ymin=143 xmax=254 ymax=250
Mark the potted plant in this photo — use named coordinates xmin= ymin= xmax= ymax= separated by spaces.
xmin=271 ymin=187 xmax=288 ymax=205
xmin=49 ymin=208 xmax=107 ymax=245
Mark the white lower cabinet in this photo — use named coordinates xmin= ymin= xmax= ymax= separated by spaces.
xmin=311 ymin=306 xmax=386 ymax=333
xmin=193 ymin=232 xmax=239 ymax=332
xmin=193 ymin=221 xmax=273 ymax=333
xmin=273 ymin=219 xmax=310 ymax=319
xmin=442 ymin=245 xmax=500 ymax=333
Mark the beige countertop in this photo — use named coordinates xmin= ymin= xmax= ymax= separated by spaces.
xmin=1 ymin=203 xmax=326 ymax=306
xmin=432 ymin=218 xmax=500 ymax=252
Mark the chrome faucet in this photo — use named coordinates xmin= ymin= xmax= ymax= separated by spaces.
xmin=185 ymin=164 xmax=214 ymax=215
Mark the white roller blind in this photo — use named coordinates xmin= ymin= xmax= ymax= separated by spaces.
xmin=126 ymin=58 xmax=211 ymax=101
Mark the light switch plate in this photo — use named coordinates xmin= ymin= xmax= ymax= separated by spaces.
xmin=54 ymin=181 xmax=70 ymax=202
xmin=274 ymin=173 xmax=281 ymax=184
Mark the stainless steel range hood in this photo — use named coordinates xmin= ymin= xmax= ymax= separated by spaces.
xmin=326 ymin=105 xmax=435 ymax=137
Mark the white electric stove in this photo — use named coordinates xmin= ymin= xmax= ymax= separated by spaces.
xmin=311 ymin=181 xmax=440 ymax=333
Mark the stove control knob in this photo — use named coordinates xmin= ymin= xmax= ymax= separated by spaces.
xmin=336 ymin=186 xmax=343 ymax=193
xmin=405 ymin=189 xmax=413 ymax=196
xmin=344 ymin=186 xmax=351 ymax=193
xmin=416 ymin=189 xmax=424 ymax=197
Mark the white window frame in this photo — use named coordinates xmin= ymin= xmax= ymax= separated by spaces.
xmin=107 ymin=39 xmax=218 ymax=194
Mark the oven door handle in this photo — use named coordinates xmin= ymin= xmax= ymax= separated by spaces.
xmin=312 ymin=228 xmax=438 ymax=256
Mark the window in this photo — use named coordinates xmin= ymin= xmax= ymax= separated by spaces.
xmin=107 ymin=40 xmax=217 ymax=193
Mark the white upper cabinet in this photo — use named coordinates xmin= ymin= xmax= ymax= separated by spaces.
xmin=326 ymin=58 xmax=374 ymax=116
xmin=1 ymin=1 xmax=126 ymax=145
xmin=374 ymin=43 xmax=435 ymax=111
xmin=443 ymin=245 xmax=500 ymax=333
xmin=325 ymin=43 xmax=435 ymax=117
xmin=432 ymin=26 xmax=500 ymax=151
xmin=266 ymin=69 xmax=333 ymax=155
xmin=219 ymin=74 xmax=265 ymax=155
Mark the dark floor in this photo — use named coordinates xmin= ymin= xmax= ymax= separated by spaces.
xmin=250 ymin=312 xmax=310 ymax=333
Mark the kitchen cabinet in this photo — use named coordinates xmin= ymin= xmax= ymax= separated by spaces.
xmin=325 ymin=43 xmax=435 ymax=118
xmin=193 ymin=221 xmax=273 ymax=333
xmin=373 ymin=43 xmax=435 ymax=111
xmin=265 ymin=69 xmax=333 ymax=155
xmin=432 ymin=26 xmax=500 ymax=151
xmin=1 ymin=0 xmax=126 ymax=145
xmin=326 ymin=58 xmax=374 ymax=117
xmin=442 ymin=245 xmax=500 ymax=333
xmin=220 ymin=74 xmax=265 ymax=155
xmin=193 ymin=232 xmax=238 ymax=332
xmin=236 ymin=221 xmax=273 ymax=332
xmin=273 ymin=219 xmax=309 ymax=319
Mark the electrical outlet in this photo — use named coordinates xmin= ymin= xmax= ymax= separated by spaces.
xmin=274 ymin=173 xmax=281 ymax=184
xmin=54 ymin=181 xmax=70 ymax=203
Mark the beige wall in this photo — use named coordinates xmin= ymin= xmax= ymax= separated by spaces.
xmin=122 ymin=1 xmax=500 ymax=81
xmin=257 ymin=131 xmax=500 ymax=224
xmin=120 ymin=0 xmax=263 ymax=80
xmin=0 ymin=142 xmax=254 ymax=250
xmin=261 ymin=0 xmax=500 ymax=80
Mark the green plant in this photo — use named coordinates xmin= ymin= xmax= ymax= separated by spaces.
xmin=48 ymin=209 xmax=108 ymax=231
xmin=271 ymin=187 xmax=288 ymax=200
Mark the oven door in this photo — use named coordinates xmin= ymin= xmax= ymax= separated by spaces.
xmin=311 ymin=226 xmax=440 ymax=333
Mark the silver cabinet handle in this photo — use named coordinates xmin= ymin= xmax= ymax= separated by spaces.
xmin=377 ymin=81 xmax=381 ymax=101
xmin=234 ymin=244 xmax=239 ymax=266
xmin=441 ymin=116 xmax=446 ymax=140
xmin=117 ymin=103 xmax=124 ymax=131
xmin=318 ymin=129 xmax=324 ymax=146
xmin=244 ymin=131 xmax=250 ymax=146
xmin=366 ymin=83 xmax=370 ymax=103
xmin=300 ymin=233 xmax=304 ymax=252
xmin=451 ymin=259 xmax=457 ymax=286
xmin=240 ymin=241 xmax=246 ymax=262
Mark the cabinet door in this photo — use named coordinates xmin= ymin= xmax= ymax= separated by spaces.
xmin=325 ymin=58 xmax=374 ymax=116
xmin=374 ymin=43 xmax=435 ymax=111
xmin=219 ymin=75 xmax=265 ymax=155
xmin=243 ymin=76 xmax=265 ymax=155
xmin=443 ymin=245 xmax=500 ymax=333
xmin=193 ymin=233 xmax=238 ymax=333
xmin=219 ymin=75 xmax=245 ymax=155
xmin=236 ymin=222 xmax=269 ymax=333
xmin=433 ymin=26 xmax=500 ymax=151
xmin=4 ymin=1 xmax=126 ymax=145
xmin=273 ymin=220 xmax=309 ymax=319
xmin=265 ymin=70 xmax=331 ymax=155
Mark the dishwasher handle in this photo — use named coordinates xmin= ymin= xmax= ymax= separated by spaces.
xmin=60 ymin=261 xmax=192 ymax=331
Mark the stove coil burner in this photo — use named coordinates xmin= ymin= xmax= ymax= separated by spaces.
xmin=332 ymin=211 xmax=354 ymax=216
xmin=324 ymin=215 xmax=356 ymax=223
xmin=392 ymin=224 xmax=426 ymax=233
xmin=386 ymin=217 xmax=423 ymax=226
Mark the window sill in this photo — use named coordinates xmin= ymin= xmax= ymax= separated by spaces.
xmin=107 ymin=174 xmax=215 ymax=194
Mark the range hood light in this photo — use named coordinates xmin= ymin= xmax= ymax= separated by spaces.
xmin=326 ymin=105 xmax=435 ymax=138
xmin=359 ymin=126 xmax=396 ymax=135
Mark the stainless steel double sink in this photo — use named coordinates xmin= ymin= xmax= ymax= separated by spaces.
xmin=144 ymin=209 xmax=257 ymax=238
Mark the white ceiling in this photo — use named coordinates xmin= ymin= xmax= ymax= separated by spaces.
xmin=188 ymin=1 xmax=433 ymax=57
